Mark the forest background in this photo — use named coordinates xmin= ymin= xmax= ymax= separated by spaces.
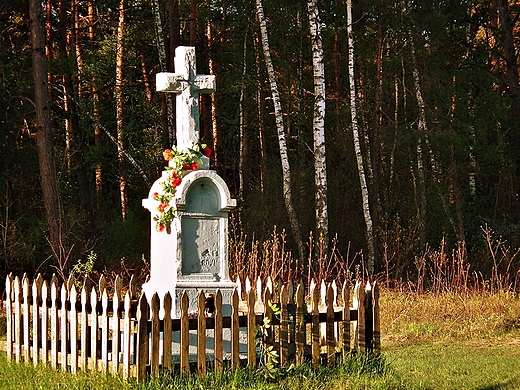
xmin=1 ymin=0 xmax=520 ymax=290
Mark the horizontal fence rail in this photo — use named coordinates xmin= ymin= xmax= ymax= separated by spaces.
xmin=4 ymin=274 xmax=380 ymax=383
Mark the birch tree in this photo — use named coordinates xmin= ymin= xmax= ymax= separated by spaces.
xmin=307 ymin=0 xmax=329 ymax=251
xmin=115 ymin=0 xmax=127 ymax=220
xmin=255 ymin=0 xmax=305 ymax=266
xmin=346 ymin=0 xmax=375 ymax=274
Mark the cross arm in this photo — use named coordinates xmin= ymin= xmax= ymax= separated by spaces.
xmin=156 ymin=73 xmax=185 ymax=93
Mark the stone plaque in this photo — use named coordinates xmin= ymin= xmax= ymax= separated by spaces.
xmin=181 ymin=217 xmax=220 ymax=277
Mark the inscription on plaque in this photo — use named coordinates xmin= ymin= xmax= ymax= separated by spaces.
xmin=181 ymin=217 xmax=220 ymax=276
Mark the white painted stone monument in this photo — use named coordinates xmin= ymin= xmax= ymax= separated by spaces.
xmin=142 ymin=46 xmax=237 ymax=317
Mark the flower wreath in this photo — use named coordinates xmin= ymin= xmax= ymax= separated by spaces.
xmin=153 ymin=143 xmax=212 ymax=232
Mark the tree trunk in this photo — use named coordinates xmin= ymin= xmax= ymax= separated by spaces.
xmin=347 ymin=0 xmax=375 ymax=275
xmin=207 ymin=21 xmax=219 ymax=167
xmin=115 ymin=0 xmax=127 ymax=221
xmin=333 ymin=0 xmax=342 ymax=129
xmin=29 ymin=0 xmax=66 ymax=272
xmin=307 ymin=0 xmax=329 ymax=250
xmin=87 ymin=0 xmax=104 ymax=215
xmin=410 ymin=29 xmax=458 ymax=239
xmin=152 ymin=0 xmax=174 ymax=144
xmin=465 ymin=9 xmax=477 ymax=201
xmin=496 ymin=0 xmax=520 ymax=217
xmin=255 ymin=0 xmax=305 ymax=266
xmin=167 ymin=0 xmax=180 ymax=146
xmin=57 ymin=0 xmax=93 ymax=230
xmin=254 ymin=31 xmax=266 ymax=195
xmin=239 ymin=30 xmax=248 ymax=211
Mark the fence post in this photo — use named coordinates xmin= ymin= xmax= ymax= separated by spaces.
xmin=197 ymin=290 xmax=207 ymax=376
xmin=295 ymin=282 xmax=305 ymax=366
xmin=70 ymin=284 xmax=78 ymax=373
xmin=326 ymin=284 xmax=335 ymax=364
xmin=5 ymin=274 xmax=12 ymax=362
xmin=32 ymin=274 xmax=43 ymax=366
xmin=150 ymin=293 xmax=160 ymax=377
xmin=50 ymin=276 xmax=58 ymax=368
xmin=231 ymin=289 xmax=240 ymax=369
xmin=101 ymin=286 xmax=109 ymax=373
xmin=180 ymin=291 xmax=189 ymax=376
xmin=122 ymin=292 xmax=131 ymax=380
xmin=310 ymin=281 xmax=320 ymax=368
xmin=262 ymin=282 xmax=273 ymax=362
xmin=41 ymin=279 xmax=48 ymax=364
xmin=112 ymin=276 xmax=122 ymax=374
xmin=136 ymin=293 xmax=149 ymax=383
xmin=22 ymin=275 xmax=30 ymax=363
xmin=214 ymin=290 xmax=223 ymax=372
xmin=61 ymin=282 xmax=68 ymax=370
xmin=247 ymin=288 xmax=256 ymax=366
xmin=279 ymin=284 xmax=289 ymax=365
xmin=372 ymin=282 xmax=381 ymax=355
xmin=90 ymin=287 xmax=98 ymax=371
xmin=353 ymin=281 xmax=366 ymax=352
xmin=364 ymin=282 xmax=373 ymax=353
xmin=163 ymin=292 xmax=173 ymax=370
xmin=342 ymin=280 xmax=350 ymax=359
xmin=80 ymin=283 xmax=89 ymax=372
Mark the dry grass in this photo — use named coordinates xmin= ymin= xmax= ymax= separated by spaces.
xmin=380 ymin=289 xmax=520 ymax=343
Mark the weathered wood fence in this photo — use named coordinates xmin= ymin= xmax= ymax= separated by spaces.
xmin=4 ymin=274 xmax=380 ymax=383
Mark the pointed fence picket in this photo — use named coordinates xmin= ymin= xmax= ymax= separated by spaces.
xmin=4 ymin=273 xmax=380 ymax=383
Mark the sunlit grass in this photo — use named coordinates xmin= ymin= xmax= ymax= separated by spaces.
xmin=1 ymin=289 xmax=520 ymax=389
xmin=380 ymin=289 xmax=520 ymax=342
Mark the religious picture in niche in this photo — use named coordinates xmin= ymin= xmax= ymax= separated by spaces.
xmin=181 ymin=179 xmax=221 ymax=278
xmin=185 ymin=180 xmax=219 ymax=214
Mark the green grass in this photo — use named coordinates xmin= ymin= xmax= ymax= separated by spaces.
xmin=385 ymin=339 xmax=520 ymax=389
xmin=1 ymin=290 xmax=520 ymax=389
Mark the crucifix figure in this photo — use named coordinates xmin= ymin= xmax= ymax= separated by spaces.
xmin=156 ymin=46 xmax=216 ymax=151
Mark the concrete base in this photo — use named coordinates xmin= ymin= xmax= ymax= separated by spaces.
xmin=175 ymin=280 xmax=237 ymax=318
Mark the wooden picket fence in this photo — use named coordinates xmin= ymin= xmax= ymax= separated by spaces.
xmin=4 ymin=273 xmax=380 ymax=383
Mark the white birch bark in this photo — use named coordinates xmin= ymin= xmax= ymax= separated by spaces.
xmin=255 ymin=0 xmax=305 ymax=265
xmin=115 ymin=0 xmax=127 ymax=220
xmin=239 ymin=30 xmax=247 ymax=218
xmin=347 ymin=0 xmax=375 ymax=274
xmin=151 ymin=0 xmax=175 ymax=145
xmin=307 ymin=0 xmax=329 ymax=249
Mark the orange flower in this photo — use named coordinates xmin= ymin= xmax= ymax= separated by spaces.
xmin=163 ymin=149 xmax=173 ymax=161
xmin=153 ymin=192 xmax=159 ymax=200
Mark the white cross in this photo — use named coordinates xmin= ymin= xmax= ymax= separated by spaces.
xmin=156 ymin=46 xmax=216 ymax=151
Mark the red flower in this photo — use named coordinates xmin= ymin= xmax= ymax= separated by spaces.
xmin=172 ymin=177 xmax=182 ymax=187
xmin=191 ymin=162 xmax=198 ymax=170
xmin=202 ymin=146 xmax=212 ymax=157
xmin=156 ymin=223 xmax=165 ymax=232
xmin=158 ymin=201 xmax=169 ymax=212
xmin=153 ymin=192 xmax=159 ymax=200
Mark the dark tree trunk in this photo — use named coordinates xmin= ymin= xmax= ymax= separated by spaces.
xmin=29 ymin=0 xmax=66 ymax=272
